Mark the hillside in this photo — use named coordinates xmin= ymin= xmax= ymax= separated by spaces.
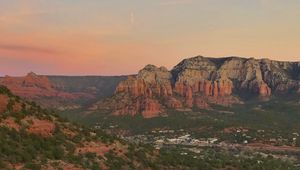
xmin=0 ymin=86 xmax=298 ymax=169
xmin=0 ymin=85 xmax=160 ymax=169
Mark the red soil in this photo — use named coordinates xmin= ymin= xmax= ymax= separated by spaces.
xmin=76 ymin=142 xmax=110 ymax=157
xmin=0 ymin=117 xmax=20 ymax=131
xmin=0 ymin=94 xmax=8 ymax=113
xmin=26 ymin=117 xmax=56 ymax=137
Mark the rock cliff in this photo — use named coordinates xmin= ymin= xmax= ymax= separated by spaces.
xmin=102 ymin=56 xmax=300 ymax=118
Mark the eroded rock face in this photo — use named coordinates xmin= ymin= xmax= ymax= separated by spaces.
xmin=100 ymin=56 xmax=300 ymax=118
xmin=116 ymin=77 xmax=150 ymax=97
xmin=141 ymin=99 xmax=162 ymax=118
xmin=258 ymin=82 xmax=272 ymax=97
xmin=111 ymin=97 xmax=162 ymax=118
xmin=116 ymin=65 xmax=173 ymax=98
xmin=112 ymin=65 xmax=173 ymax=118
xmin=175 ymin=79 xmax=233 ymax=97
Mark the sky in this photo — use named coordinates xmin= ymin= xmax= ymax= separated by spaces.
xmin=0 ymin=0 xmax=300 ymax=76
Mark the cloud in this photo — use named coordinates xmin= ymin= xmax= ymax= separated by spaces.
xmin=0 ymin=0 xmax=53 ymax=27
xmin=0 ymin=44 xmax=58 ymax=54
xmin=158 ymin=0 xmax=193 ymax=6
xmin=130 ymin=11 xmax=135 ymax=25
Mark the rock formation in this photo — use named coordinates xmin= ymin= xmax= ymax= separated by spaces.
xmin=1 ymin=72 xmax=64 ymax=99
xmin=101 ymin=56 xmax=300 ymax=118
xmin=0 ymin=72 xmax=94 ymax=108
xmin=258 ymin=82 xmax=272 ymax=97
xmin=141 ymin=99 xmax=162 ymax=118
xmin=112 ymin=65 xmax=172 ymax=117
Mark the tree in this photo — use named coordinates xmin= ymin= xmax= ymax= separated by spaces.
xmin=24 ymin=162 xmax=41 ymax=170
xmin=6 ymin=100 xmax=15 ymax=112
xmin=52 ymin=146 xmax=64 ymax=160
xmin=296 ymin=138 xmax=300 ymax=147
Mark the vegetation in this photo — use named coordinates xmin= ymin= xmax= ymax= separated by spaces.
xmin=158 ymin=147 xmax=296 ymax=170
xmin=1 ymin=85 xmax=299 ymax=169
xmin=61 ymin=94 xmax=300 ymax=145
xmin=0 ymin=86 xmax=155 ymax=169
xmin=57 ymin=92 xmax=300 ymax=169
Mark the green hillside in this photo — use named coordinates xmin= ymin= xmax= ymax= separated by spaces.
xmin=0 ymin=86 xmax=298 ymax=170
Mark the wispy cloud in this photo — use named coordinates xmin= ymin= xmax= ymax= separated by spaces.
xmin=158 ymin=0 xmax=193 ymax=6
xmin=130 ymin=11 xmax=135 ymax=25
xmin=0 ymin=44 xmax=58 ymax=54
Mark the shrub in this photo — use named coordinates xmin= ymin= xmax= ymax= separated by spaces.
xmin=24 ymin=162 xmax=41 ymax=170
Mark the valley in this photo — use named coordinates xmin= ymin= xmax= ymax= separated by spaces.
xmin=60 ymin=95 xmax=300 ymax=167
xmin=2 ymin=0 xmax=300 ymax=168
xmin=1 ymin=56 xmax=300 ymax=169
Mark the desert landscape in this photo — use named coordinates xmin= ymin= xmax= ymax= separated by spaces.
xmin=1 ymin=0 xmax=300 ymax=169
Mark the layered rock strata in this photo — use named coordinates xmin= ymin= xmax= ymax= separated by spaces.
xmin=105 ymin=56 xmax=300 ymax=118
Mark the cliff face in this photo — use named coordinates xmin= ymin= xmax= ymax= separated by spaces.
xmin=116 ymin=65 xmax=173 ymax=97
xmin=113 ymin=65 xmax=173 ymax=118
xmin=104 ymin=56 xmax=300 ymax=118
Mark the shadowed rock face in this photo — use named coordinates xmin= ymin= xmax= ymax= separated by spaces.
xmin=105 ymin=56 xmax=300 ymax=118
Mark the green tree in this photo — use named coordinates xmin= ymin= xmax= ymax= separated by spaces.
xmin=6 ymin=100 xmax=15 ymax=112
xmin=24 ymin=162 xmax=41 ymax=170
xmin=296 ymin=138 xmax=300 ymax=147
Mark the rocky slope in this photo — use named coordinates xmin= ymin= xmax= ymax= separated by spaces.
xmin=95 ymin=56 xmax=300 ymax=118
xmin=0 ymin=85 xmax=163 ymax=169
xmin=0 ymin=73 xmax=126 ymax=109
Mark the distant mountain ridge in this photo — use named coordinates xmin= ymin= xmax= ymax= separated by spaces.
xmin=94 ymin=56 xmax=300 ymax=118
xmin=0 ymin=73 xmax=127 ymax=109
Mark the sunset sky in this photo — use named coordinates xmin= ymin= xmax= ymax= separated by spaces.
xmin=1 ymin=0 xmax=300 ymax=76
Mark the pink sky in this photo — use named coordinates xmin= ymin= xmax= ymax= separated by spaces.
xmin=1 ymin=0 xmax=300 ymax=76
